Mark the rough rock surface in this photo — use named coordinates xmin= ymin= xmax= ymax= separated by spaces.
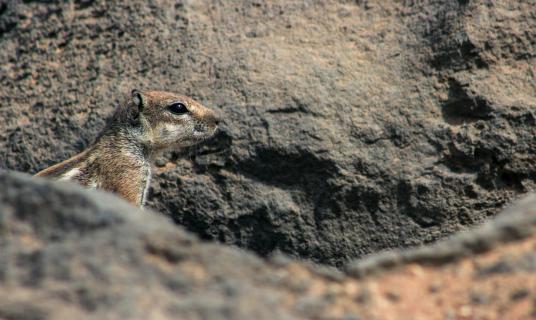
xmin=0 ymin=170 xmax=535 ymax=320
xmin=1 ymin=1 xmax=536 ymax=266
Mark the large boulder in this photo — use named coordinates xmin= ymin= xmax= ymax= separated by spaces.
xmin=0 ymin=170 xmax=535 ymax=319
xmin=1 ymin=1 xmax=535 ymax=266
xmin=0 ymin=170 xmax=341 ymax=320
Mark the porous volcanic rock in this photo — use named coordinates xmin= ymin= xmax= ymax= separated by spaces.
xmin=0 ymin=170 xmax=535 ymax=320
xmin=1 ymin=1 xmax=536 ymax=266
xmin=0 ymin=170 xmax=346 ymax=320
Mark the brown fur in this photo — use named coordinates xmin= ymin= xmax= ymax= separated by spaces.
xmin=35 ymin=90 xmax=219 ymax=207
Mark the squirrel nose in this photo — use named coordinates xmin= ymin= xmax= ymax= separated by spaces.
xmin=208 ymin=111 xmax=222 ymax=126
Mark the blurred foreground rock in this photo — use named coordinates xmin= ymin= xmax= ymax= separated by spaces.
xmin=0 ymin=170 xmax=534 ymax=320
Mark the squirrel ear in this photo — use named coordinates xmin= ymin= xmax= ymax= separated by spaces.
xmin=131 ymin=89 xmax=144 ymax=111
xmin=129 ymin=89 xmax=144 ymax=125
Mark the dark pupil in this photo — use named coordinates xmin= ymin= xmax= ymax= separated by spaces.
xmin=168 ymin=103 xmax=188 ymax=115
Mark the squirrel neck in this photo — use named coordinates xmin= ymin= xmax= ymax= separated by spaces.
xmin=88 ymin=125 xmax=153 ymax=206
xmin=96 ymin=124 xmax=152 ymax=160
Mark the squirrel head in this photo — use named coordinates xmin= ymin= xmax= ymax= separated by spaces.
xmin=127 ymin=89 xmax=220 ymax=151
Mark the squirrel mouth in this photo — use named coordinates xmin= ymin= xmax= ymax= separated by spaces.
xmin=194 ymin=123 xmax=210 ymax=132
xmin=194 ymin=124 xmax=217 ymax=137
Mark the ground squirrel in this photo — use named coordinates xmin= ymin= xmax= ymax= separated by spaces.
xmin=35 ymin=90 xmax=220 ymax=207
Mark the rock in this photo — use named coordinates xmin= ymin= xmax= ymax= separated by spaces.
xmin=0 ymin=170 xmax=353 ymax=319
xmin=0 ymin=170 xmax=535 ymax=319
xmin=345 ymin=194 xmax=536 ymax=277
xmin=1 ymin=1 xmax=536 ymax=267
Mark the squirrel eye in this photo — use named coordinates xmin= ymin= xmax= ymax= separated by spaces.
xmin=168 ymin=103 xmax=188 ymax=115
